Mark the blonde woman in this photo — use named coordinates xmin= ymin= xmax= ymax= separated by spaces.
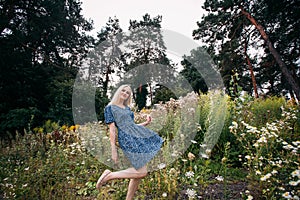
xmin=96 ymin=84 xmax=163 ymax=200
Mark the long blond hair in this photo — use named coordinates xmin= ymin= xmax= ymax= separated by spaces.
xmin=109 ymin=84 xmax=133 ymax=106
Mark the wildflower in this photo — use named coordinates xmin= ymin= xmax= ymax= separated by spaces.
xmin=253 ymin=142 xmax=259 ymax=147
xmin=245 ymin=155 xmax=251 ymax=160
xmin=232 ymin=121 xmax=238 ymax=129
xmin=282 ymin=141 xmax=288 ymax=145
xmin=282 ymin=192 xmax=292 ymax=199
xmin=186 ymin=188 xmax=197 ymax=199
xmin=260 ymin=173 xmax=272 ymax=181
xmin=278 ymin=187 xmax=285 ymax=191
xmin=293 ymin=195 xmax=300 ymax=200
xmin=200 ymin=153 xmax=209 ymax=159
xmin=169 ymin=168 xmax=177 ymax=175
xmin=157 ymin=163 xmax=166 ymax=169
xmin=215 ymin=175 xmax=224 ymax=182
xmin=185 ymin=171 xmax=194 ymax=178
xmin=283 ymin=144 xmax=294 ymax=150
xmin=69 ymin=125 xmax=76 ymax=131
xmin=205 ymin=149 xmax=211 ymax=155
xmin=191 ymin=140 xmax=197 ymax=144
xmin=221 ymin=157 xmax=227 ymax=163
xmin=247 ymin=195 xmax=254 ymax=200
xmin=24 ymin=167 xmax=29 ymax=171
xmin=188 ymin=152 xmax=195 ymax=161
xmin=292 ymin=141 xmax=300 ymax=146
xmin=162 ymin=192 xmax=167 ymax=197
xmin=289 ymin=180 xmax=300 ymax=186
xmin=255 ymin=170 xmax=261 ymax=175
xmin=291 ymin=169 xmax=300 ymax=178
xmin=257 ymin=136 xmax=267 ymax=143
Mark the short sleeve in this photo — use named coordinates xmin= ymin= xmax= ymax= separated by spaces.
xmin=104 ymin=105 xmax=115 ymax=124
xmin=130 ymin=109 xmax=134 ymax=120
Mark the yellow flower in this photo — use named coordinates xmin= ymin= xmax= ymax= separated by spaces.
xmin=69 ymin=125 xmax=76 ymax=131
xmin=61 ymin=125 xmax=68 ymax=131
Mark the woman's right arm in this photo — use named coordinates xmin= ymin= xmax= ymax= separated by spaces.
xmin=109 ymin=122 xmax=118 ymax=164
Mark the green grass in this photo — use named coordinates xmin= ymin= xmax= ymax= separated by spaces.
xmin=0 ymin=94 xmax=299 ymax=199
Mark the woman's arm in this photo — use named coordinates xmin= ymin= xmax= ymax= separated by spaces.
xmin=138 ymin=115 xmax=152 ymax=126
xmin=109 ymin=122 xmax=118 ymax=164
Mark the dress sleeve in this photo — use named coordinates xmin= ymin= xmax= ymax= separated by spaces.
xmin=104 ymin=105 xmax=115 ymax=124
xmin=129 ymin=108 xmax=134 ymax=120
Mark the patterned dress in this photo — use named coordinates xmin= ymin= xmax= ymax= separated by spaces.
xmin=104 ymin=104 xmax=163 ymax=169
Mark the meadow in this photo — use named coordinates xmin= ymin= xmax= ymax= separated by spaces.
xmin=0 ymin=92 xmax=299 ymax=200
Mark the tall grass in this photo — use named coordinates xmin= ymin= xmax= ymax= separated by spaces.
xmin=0 ymin=93 xmax=298 ymax=199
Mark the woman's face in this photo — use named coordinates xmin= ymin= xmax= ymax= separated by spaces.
xmin=120 ymin=86 xmax=131 ymax=101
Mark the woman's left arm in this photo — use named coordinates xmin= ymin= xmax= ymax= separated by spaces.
xmin=138 ymin=115 xmax=151 ymax=126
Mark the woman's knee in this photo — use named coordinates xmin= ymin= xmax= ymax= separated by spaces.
xmin=137 ymin=167 xmax=148 ymax=178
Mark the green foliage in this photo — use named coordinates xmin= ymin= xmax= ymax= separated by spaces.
xmin=0 ymin=0 xmax=93 ymax=136
xmin=0 ymin=93 xmax=298 ymax=199
xmin=193 ymin=0 xmax=300 ymax=98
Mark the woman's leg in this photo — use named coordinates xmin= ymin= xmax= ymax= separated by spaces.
xmin=126 ymin=178 xmax=141 ymax=200
xmin=102 ymin=166 xmax=147 ymax=182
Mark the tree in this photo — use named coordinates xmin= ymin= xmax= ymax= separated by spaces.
xmin=81 ymin=18 xmax=124 ymax=98
xmin=193 ymin=0 xmax=300 ymax=100
xmin=123 ymin=14 xmax=171 ymax=110
xmin=0 ymin=0 xmax=93 ymax=136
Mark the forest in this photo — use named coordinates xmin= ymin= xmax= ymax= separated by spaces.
xmin=0 ymin=0 xmax=299 ymax=199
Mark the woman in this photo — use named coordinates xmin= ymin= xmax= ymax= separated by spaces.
xmin=96 ymin=84 xmax=163 ymax=200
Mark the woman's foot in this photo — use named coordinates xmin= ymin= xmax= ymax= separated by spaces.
xmin=96 ymin=169 xmax=111 ymax=189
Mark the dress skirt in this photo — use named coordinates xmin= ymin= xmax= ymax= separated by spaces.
xmin=104 ymin=104 xmax=163 ymax=169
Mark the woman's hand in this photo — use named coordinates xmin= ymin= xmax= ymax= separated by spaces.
xmin=138 ymin=115 xmax=152 ymax=126
xmin=146 ymin=115 xmax=152 ymax=125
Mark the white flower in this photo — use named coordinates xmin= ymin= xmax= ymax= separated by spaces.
xmin=293 ymin=195 xmax=299 ymax=200
xmin=255 ymin=170 xmax=261 ymax=175
xmin=215 ymin=175 xmax=224 ymax=182
xmin=253 ymin=143 xmax=259 ymax=147
xmin=200 ymin=153 xmax=209 ymax=159
xmin=158 ymin=163 xmax=166 ymax=169
xmin=291 ymin=169 xmax=300 ymax=178
xmin=185 ymin=171 xmax=195 ymax=178
xmin=282 ymin=192 xmax=292 ymax=199
xmin=188 ymin=152 xmax=196 ymax=160
xmin=245 ymin=155 xmax=251 ymax=160
xmin=247 ymin=195 xmax=254 ymax=200
xmin=260 ymin=173 xmax=272 ymax=181
xmin=186 ymin=188 xmax=197 ymax=199
xmin=24 ymin=167 xmax=29 ymax=171
xmin=162 ymin=192 xmax=167 ymax=197
xmin=257 ymin=136 xmax=267 ymax=143
xmin=191 ymin=140 xmax=197 ymax=144
xmin=289 ymin=180 xmax=299 ymax=186
xmin=205 ymin=149 xmax=211 ymax=154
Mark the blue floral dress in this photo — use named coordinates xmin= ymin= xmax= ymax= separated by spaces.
xmin=104 ymin=104 xmax=163 ymax=169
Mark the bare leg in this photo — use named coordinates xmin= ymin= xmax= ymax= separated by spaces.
xmin=103 ymin=166 xmax=147 ymax=182
xmin=97 ymin=166 xmax=147 ymax=199
xmin=126 ymin=178 xmax=141 ymax=200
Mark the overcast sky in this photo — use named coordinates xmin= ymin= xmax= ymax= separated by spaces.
xmin=80 ymin=0 xmax=206 ymax=41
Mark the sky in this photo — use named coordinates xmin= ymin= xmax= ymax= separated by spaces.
xmin=80 ymin=0 xmax=206 ymax=42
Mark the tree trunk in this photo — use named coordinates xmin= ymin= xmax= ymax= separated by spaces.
xmin=244 ymin=38 xmax=259 ymax=98
xmin=240 ymin=6 xmax=300 ymax=101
